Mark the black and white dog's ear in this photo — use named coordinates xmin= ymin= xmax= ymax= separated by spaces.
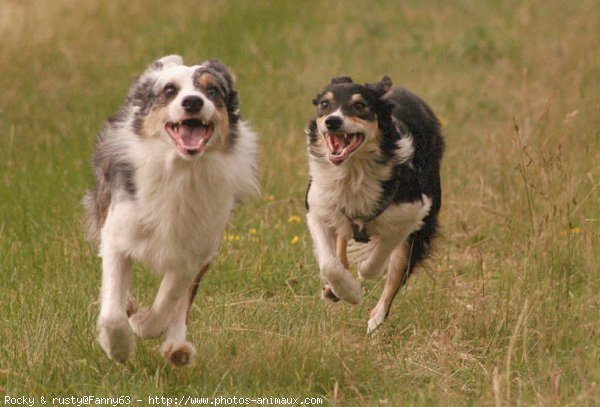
xmin=378 ymin=76 xmax=393 ymax=93
xmin=329 ymin=76 xmax=353 ymax=85
xmin=367 ymin=76 xmax=393 ymax=96
xmin=145 ymin=55 xmax=184 ymax=74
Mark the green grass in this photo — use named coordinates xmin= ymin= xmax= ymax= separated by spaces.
xmin=1 ymin=0 xmax=599 ymax=405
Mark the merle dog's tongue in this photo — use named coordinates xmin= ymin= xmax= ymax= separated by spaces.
xmin=179 ymin=123 xmax=206 ymax=148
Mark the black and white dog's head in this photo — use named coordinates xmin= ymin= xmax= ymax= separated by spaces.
xmin=128 ymin=55 xmax=240 ymax=159
xmin=308 ymin=76 xmax=394 ymax=165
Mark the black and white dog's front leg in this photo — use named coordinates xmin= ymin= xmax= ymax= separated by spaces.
xmin=307 ymin=212 xmax=361 ymax=304
xmin=357 ymin=235 xmax=403 ymax=280
xmin=97 ymin=243 xmax=134 ymax=363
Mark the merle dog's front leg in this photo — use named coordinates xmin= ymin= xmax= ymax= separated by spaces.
xmin=96 ymin=244 xmax=134 ymax=363
xmin=159 ymin=265 xmax=210 ymax=367
xmin=129 ymin=270 xmax=194 ymax=339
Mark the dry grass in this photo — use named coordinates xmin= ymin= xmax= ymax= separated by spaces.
xmin=1 ymin=0 xmax=598 ymax=405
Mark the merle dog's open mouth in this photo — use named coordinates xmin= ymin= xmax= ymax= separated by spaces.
xmin=324 ymin=132 xmax=365 ymax=165
xmin=165 ymin=119 xmax=214 ymax=156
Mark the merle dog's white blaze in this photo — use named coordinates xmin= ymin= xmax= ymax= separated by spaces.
xmin=86 ymin=55 xmax=258 ymax=366
xmin=157 ymin=65 xmax=217 ymax=125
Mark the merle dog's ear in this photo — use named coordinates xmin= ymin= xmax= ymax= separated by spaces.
xmin=367 ymin=76 xmax=393 ymax=96
xmin=203 ymin=59 xmax=240 ymax=124
xmin=145 ymin=55 xmax=183 ymax=74
xmin=329 ymin=76 xmax=353 ymax=85
xmin=203 ymin=59 xmax=237 ymax=90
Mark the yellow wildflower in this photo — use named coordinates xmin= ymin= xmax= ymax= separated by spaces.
xmin=291 ymin=236 xmax=300 ymax=245
xmin=225 ymin=234 xmax=241 ymax=242
xmin=287 ymin=215 xmax=301 ymax=224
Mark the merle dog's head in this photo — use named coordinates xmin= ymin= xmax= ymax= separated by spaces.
xmin=129 ymin=55 xmax=240 ymax=160
xmin=308 ymin=76 xmax=394 ymax=165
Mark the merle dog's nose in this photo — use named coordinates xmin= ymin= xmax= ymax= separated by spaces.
xmin=325 ymin=115 xmax=343 ymax=131
xmin=182 ymin=96 xmax=204 ymax=114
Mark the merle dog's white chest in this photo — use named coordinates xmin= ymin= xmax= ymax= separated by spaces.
xmin=105 ymin=157 xmax=234 ymax=275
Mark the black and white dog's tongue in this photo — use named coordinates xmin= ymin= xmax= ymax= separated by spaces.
xmin=325 ymin=133 xmax=365 ymax=165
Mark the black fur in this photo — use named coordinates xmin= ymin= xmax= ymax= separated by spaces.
xmin=386 ymin=88 xmax=444 ymax=281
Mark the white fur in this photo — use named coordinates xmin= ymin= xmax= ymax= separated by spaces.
xmin=95 ymin=59 xmax=258 ymax=365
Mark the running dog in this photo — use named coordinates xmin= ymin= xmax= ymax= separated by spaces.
xmin=305 ymin=76 xmax=443 ymax=333
xmin=84 ymin=55 xmax=258 ymax=365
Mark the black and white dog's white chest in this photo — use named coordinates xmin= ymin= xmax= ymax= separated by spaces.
xmin=307 ymin=158 xmax=429 ymax=242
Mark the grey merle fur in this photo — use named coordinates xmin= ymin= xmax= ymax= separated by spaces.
xmin=83 ymin=58 xmax=241 ymax=247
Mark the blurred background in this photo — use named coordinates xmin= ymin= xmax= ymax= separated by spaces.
xmin=0 ymin=1 xmax=598 ymax=404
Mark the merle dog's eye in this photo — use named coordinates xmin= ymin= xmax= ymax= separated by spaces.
xmin=163 ymin=84 xmax=177 ymax=97
xmin=319 ymin=100 xmax=329 ymax=109
xmin=206 ymin=86 xmax=220 ymax=99
xmin=354 ymin=101 xmax=366 ymax=110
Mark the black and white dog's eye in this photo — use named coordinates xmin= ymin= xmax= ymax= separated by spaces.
xmin=163 ymin=84 xmax=177 ymax=97
xmin=205 ymin=86 xmax=220 ymax=99
xmin=354 ymin=101 xmax=366 ymax=110
xmin=319 ymin=100 xmax=329 ymax=109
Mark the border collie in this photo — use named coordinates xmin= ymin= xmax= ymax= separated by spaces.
xmin=84 ymin=55 xmax=258 ymax=365
xmin=305 ymin=76 xmax=443 ymax=333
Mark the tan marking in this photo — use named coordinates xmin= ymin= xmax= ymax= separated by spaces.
xmin=196 ymin=72 xmax=234 ymax=153
xmin=209 ymin=107 xmax=233 ymax=153
xmin=336 ymin=235 xmax=349 ymax=269
xmin=197 ymin=72 xmax=218 ymax=90
xmin=351 ymin=94 xmax=365 ymax=103
xmin=186 ymin=264 xmax=210 ymax=324
xmin=369 ymin=242 xmax=409 ymax=319
xmin=316 ymin=116 xmax=326 ymax=130
xmin=141 ymin=106 xmax=169 ymax=138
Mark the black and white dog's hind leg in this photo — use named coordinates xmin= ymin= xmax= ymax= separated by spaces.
xmin=366 ymin=241 xmax=410 ymax=334
xmin=366 ymin=210 xmax=438 ymax=334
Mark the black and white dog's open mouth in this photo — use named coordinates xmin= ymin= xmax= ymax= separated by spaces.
xmin=166 ymin=119 xmax=214 ymax=156
xmin=325 ymin=132 xmax=365 ymax=165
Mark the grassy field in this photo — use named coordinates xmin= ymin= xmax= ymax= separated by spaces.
xmin=1 ymin=0 xmax=598 ymax=405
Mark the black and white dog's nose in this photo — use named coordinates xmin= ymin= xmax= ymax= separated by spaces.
xmin=325 ymin=115 xmax=343 ymax=131
xmin=182 ymin=96 xmax=204 ymax=114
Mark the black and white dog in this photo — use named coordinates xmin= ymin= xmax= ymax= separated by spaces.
xmin=305 ymin=76 xmax=443 ymax=333
xmin=84 ymin=55 xmax=258 ymax=365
